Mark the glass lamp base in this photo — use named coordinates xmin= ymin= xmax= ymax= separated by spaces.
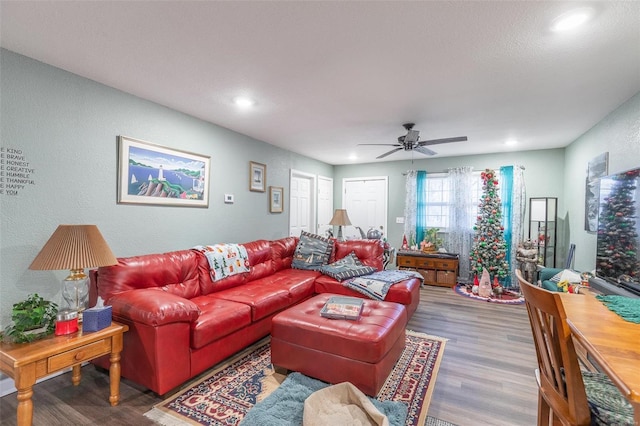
xmin=62 ymin=274 xmax=89 ymax=319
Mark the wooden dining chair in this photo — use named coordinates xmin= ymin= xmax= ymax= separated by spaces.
xmin=516 ymin=270 xmax=634 ymax=426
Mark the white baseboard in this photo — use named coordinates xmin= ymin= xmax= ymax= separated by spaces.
xmin=1 ymin=367 xmax=73 ymax=398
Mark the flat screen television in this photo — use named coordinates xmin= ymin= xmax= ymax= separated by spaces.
xmin=595 ymin=166 xmax=640 ymax=295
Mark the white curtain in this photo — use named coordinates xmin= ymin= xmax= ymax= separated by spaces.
xmin=403 ymin=170 xmax=418 ymax=245
xmin=445 ymin=167 xmax=475 ymax=282
xmin=509 ymin=165 xmax=526 ymax=288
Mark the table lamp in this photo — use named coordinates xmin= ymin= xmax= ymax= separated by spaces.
xmin=329 ymin=209 xmax=352 ymax=241
xmin=29 ymin=225 xmax=118 ymax=318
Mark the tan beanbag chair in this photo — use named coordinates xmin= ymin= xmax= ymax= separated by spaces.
xmin=303 ymin=382 xmax=389 ymax=426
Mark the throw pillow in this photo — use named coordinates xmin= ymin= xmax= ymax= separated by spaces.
xmin=291 ymin=231 xmax=334 ymax=271
xmin=319 ymin=252 xmax=377 ymax=281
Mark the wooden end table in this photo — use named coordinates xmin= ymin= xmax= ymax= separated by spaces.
xmin=0 ymin=322 xmax=128 ymax=426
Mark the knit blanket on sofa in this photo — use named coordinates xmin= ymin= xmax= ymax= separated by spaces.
xmin=344 ymin=270 xmax=418 ymax=301
xmin=193 ymin=244 xmax=250 ymax=282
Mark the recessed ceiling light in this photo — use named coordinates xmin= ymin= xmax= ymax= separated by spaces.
xmin=233 ymin=96 xmax=255 ymax=109
xmin=505 ymin=139 xmax=518 ymax=146
xmin=551 ymin=8 xmax=594 ymax=32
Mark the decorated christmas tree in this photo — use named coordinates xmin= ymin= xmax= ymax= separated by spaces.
xmin=470 ymin=169 xmax=510 ymax=281
xmin=596 ymin=170 xmax=639 ymax=279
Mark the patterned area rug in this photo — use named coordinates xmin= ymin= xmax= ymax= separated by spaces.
xmin=453 ymin=283 xmax=524 ymax=304
xmin=145 ymin=330 xmax=448 ymax=426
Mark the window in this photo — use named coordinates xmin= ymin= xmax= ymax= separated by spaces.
xmin=421 ymin=172 xmax=483 ymax=230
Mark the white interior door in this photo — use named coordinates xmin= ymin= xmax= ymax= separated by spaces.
xmin=317 ymin=176 xmax=334 ymax=238
xmin=289 ymin=170 xmax=316 ymax=237
xmin=342 ymin=177 xmax=388 ymax=240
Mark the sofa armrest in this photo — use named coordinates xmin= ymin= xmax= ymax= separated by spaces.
xmin=109 ymin=289 xmax=200 ymax=327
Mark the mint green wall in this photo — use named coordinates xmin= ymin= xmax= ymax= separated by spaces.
xmin=564 ymin=92 xmax=640 ymax=273
xmin=0 ymin=49 xmax=332 ymax=326
xmin=334 ymin=149 xmax=566 ymax=262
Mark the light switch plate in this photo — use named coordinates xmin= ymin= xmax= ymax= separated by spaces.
xmin=396 ymin=217 xmax=405 ymax=224
xmin=224 ymin=194 xmax=234 ymax=204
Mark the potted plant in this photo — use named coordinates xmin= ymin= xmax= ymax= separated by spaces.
xmin=1 ymin=294 xmax=58 ymax=343
xmin=421 ymin=228 xmax=444 ymax=253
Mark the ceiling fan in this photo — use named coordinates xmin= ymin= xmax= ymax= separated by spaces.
xmin=360 ymin=123 xmax=468 ymax=159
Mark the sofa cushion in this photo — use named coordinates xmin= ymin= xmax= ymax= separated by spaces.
xmin=319 ymin=252 xmax=377 ymax=281
xmin=211 ymin=283 xmax=293 ymax=322
xmin=333 ymin=240 xmax=384 ymax=271
xmin=292 ymin=231 xmax=333 ymax=271
xmin=190 ymin=296 xmax=252 ymax=349
xmin=97 ymin=249 xmax=202 ymax=303
xmin=272 ymin=236 xmax=298 ymax=272
xmin=259 ymin=269 xmax=319 ymax=303
xmin=108 ymin=289 xmax=200 ymax=326
xmin=245 ymin=239 xmax=277 ymax=281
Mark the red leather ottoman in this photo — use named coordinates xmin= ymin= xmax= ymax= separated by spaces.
xmin=270 ymin=293 xmax=407 ymax=396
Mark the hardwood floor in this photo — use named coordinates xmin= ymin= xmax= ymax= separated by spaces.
xmin=409 ymin=286 xmax=538 ymax=426
xmin=0 ymin=285 xmax=538 ymax=425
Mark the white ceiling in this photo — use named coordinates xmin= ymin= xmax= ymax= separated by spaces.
xmin=1 ymin=1 xmax=639 ymax=165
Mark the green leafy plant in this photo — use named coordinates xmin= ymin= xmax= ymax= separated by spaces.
xmin=423 ymin=228 xmax=443 ymax=248
xmin=1 ymin=294 xmax=58 ymax=343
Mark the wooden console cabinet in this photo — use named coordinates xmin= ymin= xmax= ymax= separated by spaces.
xmin=397 ymin=251 xmax=459 ymax=287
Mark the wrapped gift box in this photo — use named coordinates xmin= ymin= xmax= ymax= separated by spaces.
xmin=83 ymin=305 xmax=112 ymax=332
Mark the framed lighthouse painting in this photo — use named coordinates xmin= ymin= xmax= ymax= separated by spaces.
xmin=117 ymin=136 xmax=211 ymax=207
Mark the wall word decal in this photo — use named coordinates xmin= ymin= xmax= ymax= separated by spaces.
xmin=0 ymin=146 xmax=37 ymax=196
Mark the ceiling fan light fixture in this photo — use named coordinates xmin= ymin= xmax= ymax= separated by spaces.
xmin=551 ymin=8 xmax=594 ymax=32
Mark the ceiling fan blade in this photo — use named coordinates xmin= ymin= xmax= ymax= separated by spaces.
xmin=418 ymin=136 xmax=468 ymax=146
xmin=376 ymin=147 xmax=404 ymax=159
xmin=358 ymin=143 xmax=402 ymax=147
xmin=414 ymin=146 xmax=437 ymax=156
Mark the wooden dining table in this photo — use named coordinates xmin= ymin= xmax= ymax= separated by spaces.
xmin=559 ymin=291 xmax=640 ymax=425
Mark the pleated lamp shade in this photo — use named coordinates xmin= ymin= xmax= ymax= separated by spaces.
xmin=29 ymin=225 xmax=117 ymax=271
xmin=329 ymin=209 xmax=352 ymax=240
xmin=329 ymin=209 xmax=352 ymax=226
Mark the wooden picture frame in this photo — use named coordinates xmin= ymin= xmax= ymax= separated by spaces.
xmin=269 ymin=186 xmax=283 ymax=213
xmin=117 ymin=136 xmax=210 ymax=207
xmin=249 ymin=161 xmax=266 ymax=192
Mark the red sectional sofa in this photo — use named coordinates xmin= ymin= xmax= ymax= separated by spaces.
xmin=88 ymin=237 xmax=421 ymax=395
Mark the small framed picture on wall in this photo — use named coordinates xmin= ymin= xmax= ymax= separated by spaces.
xmin=249 ymin=161 xmax=266 ymax=192
xmin=269 ymin=186 xmax=283 ymax=213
